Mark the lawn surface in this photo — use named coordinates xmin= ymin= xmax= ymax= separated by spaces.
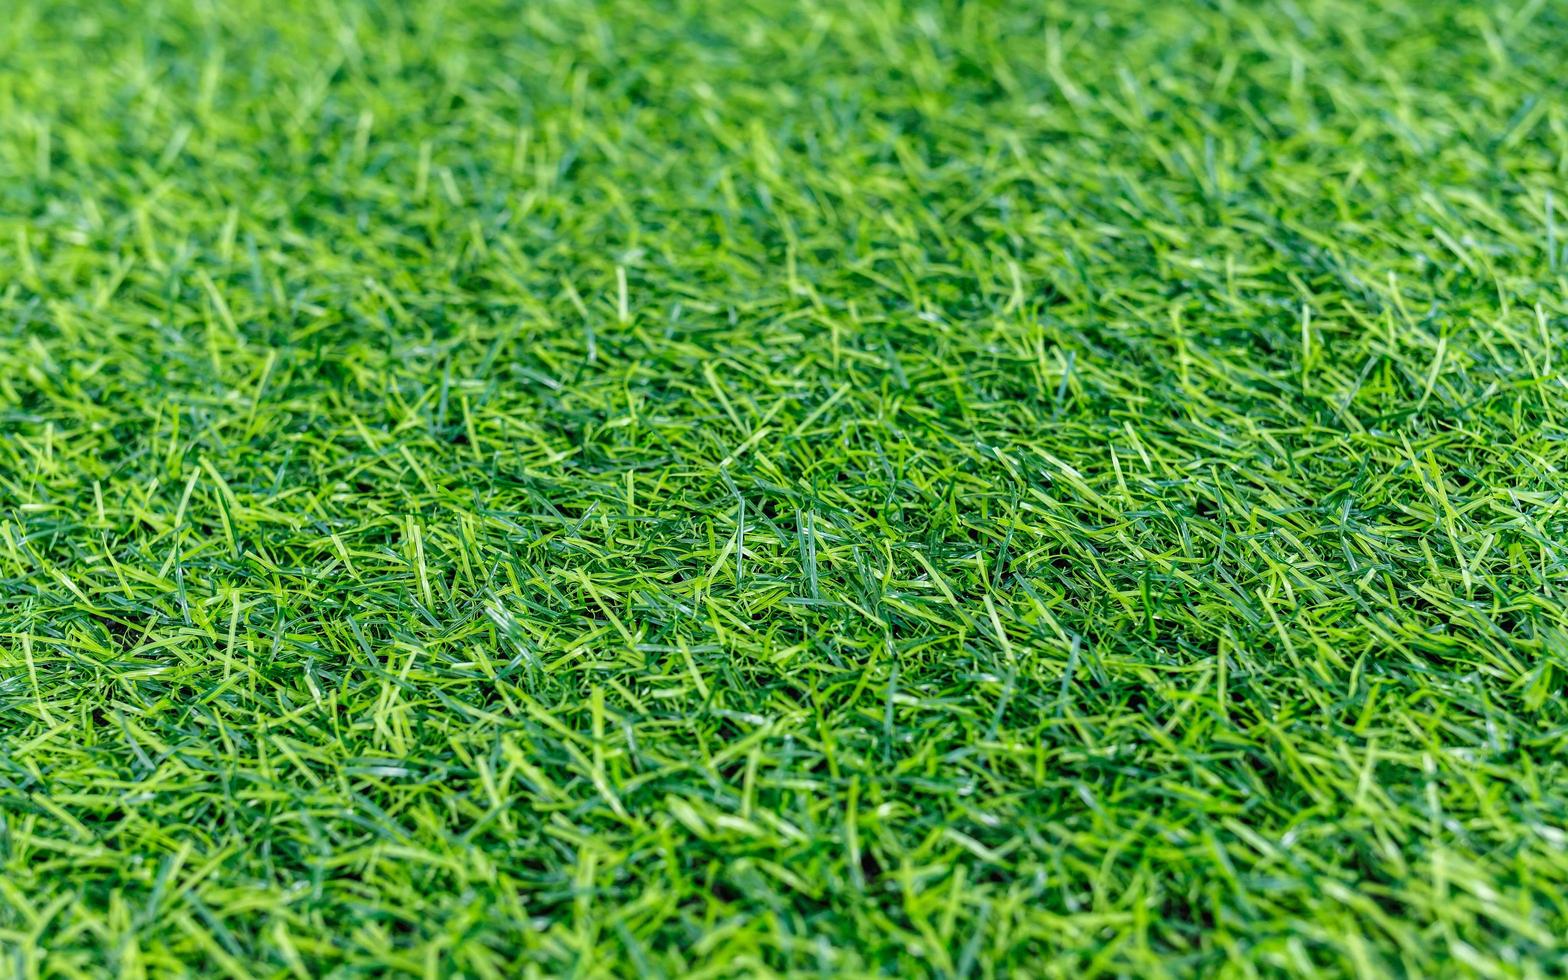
xmin=4 ymin=0 xmax=1568 ymax=975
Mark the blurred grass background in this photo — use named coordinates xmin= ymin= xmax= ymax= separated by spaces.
xmin=3 ymin=0 xmax=1568 ymax=974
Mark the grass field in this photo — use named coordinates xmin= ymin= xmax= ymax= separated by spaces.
xmin=3 ymin=0 xmax=1568 ymax=975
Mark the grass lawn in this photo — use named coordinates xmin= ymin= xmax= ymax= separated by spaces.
xmin=4 ymin=0 xmax=1568 ymax=974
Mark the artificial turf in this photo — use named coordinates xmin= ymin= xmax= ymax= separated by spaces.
xmin=3 ymin=0 xmax=1568 ymax=975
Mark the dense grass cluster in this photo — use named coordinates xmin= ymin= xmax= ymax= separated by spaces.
xmin=4 ymin=0 xmax=1568 ymax=974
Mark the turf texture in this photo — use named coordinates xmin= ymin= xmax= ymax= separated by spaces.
xmin=3 ymin=0 xmax=1568 ymax=975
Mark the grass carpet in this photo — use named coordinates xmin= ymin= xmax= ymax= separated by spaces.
xmin=4 ymin=0 xmax=1568 ymax=975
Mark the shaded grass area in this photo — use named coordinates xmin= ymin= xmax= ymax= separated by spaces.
xmin=3 ymin=0 xmax=1568 ymax=974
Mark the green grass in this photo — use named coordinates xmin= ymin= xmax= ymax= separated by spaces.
xmin=3 ymin=0 xmax=1568 ymax=975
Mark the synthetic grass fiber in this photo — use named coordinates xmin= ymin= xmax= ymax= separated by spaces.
xmin=4 ymin=0 xmax=1568 ymax=975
